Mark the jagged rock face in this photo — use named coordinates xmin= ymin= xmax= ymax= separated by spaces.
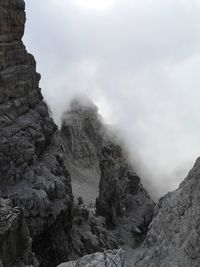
xmin=0 ymin=2 xmax=157 ymax=266
xmin=61 ymin=98 xmax=103 ymax=205
xmin=69 ymin=204 xmax=120 ymax=261
xmin=96 ymin=141 xmax=155 ymax=249
xmin=97 ymin=142 xmax=154 ymax=229
xmin=0 ymin=0 xmax=26 ymax=70
xmin=0 ymin=1 xmax=72 ymax=265
xmin=61 ymin=99 xmax=155 ymax=252
xmin=136 ymin=158 xmax=200 ymax=267
xmin=0 ymin=198 xmax=38 ymax=267
xmin=0 ymin=0 xmax=25 ymax=43
xmin=61 ymin=98 xmax=103 ymax=165
xmin=57 ymin=249 xmax=125 ymax=267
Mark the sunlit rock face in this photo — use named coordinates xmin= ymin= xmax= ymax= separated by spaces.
xmin=0 ymin=1 xmax=73 ymax=265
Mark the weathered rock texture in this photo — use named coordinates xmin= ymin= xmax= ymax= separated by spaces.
xmin=61 ymin=99 xmax=155 ymax=253
xmin=61 ymin=98 xmax=103 ymax=205
xmin=97 ymin=140 xmax=155 ymax=248
xmin=4 ymin=1 xmax=196 ymax=267
xmin=0 ymin=2 xmax=124 ymax=266
xmin=0 ymin=0 xmax=25 ymax=43
xmin=57 ymin=249 xmax=125 ymax=267
xmin=95 ymin=138 xmax=154 ymax=267
xmin=0 ymin=1 xmax=72 ymax=266
xmin=69 ymin=204 xmax=120 ymax=261
xmin=0 ymin=198 xmax=38 ymax=267
xmin=136 ymin=158 xmax=200 ymax=267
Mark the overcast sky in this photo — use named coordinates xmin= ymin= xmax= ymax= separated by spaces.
xmin=24 ymin=0 xmax=200 ymax=198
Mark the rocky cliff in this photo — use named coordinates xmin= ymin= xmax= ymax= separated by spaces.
xmin=59 ymin=70 xmax=200 ymax=267
xmin=61 ymin=98 xmax=103 ymax=206
xmin=0 ymin=1 xmax=73 ymax=266
xmin=61 ymin=98 xmax=155 ymax=263
xmin=135 ymin=158 xmax=200 ymax=267
xmin=0 ymin=198 xmax=38 ymax=267
xmin=97 ymin=141 xmax=155 ymax=247
xmin=0 ymin=2 xmax=129 ymax=266
xmin=3 ymin=1 xmax=200 ymax=267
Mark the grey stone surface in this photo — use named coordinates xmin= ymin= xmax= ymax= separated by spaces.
xmin=135 ymin=157 xmax=200 ymax=267
xmin=96 ymin=141 xmax=155 ymax=249
xmin=0 ymin=2 xmax=122 ymax=266
xmin=69 ymin=204 xmax=120 ymax=261
xmin=4 ymin=1 xmax=199 ymax=267
xmin=0 ymin=1 xmax=73 ymax=266
xmin=61 ymin=98 xmax=155 ymax=259
xmin=0 ymin=198 xmax=38 ymax=267
xmin=61 ymin=100 xmax=124 ymax=262
xmin=0 ymin=0 xmax=25 ymax=43
xmin=61 ymin=97 xmax=103 ymax=206
xmin=57 ymin=249 xmax=125 ymax=267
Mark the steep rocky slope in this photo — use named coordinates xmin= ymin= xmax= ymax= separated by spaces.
xmin=0 ymin=1 xmax=73 ymax=266
xmin=0 ymin=2 xmax=126 ymax=266
xmin=61 ymin=98 xmax=103 ymax=206
xmin=0 ymin=198 xmax=38 ymax=267
xmin=97 ymin=141 xmax=155 ymax=248
xmin=67 ymin=202 xmax=120 ymax=261
xmin=4 ymin=1 xmax=200 ymax=267
xmin=135 ymin=157 xmax=200 ymax=266
xmin=61 ymin=98 xmax=155 ymax=264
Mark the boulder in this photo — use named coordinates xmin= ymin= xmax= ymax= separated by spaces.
xmin=57 ymin=249 xmax=125 ymax=267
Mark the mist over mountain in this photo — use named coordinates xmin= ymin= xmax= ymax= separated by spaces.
xmin=2 ymin=1 xmax=200 ymax=266
xmin=23 ymin=0 xmax=200 ymax=198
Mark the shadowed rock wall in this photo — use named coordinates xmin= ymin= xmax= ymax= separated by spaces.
xmin=0 ymin=1 xmax=73 ymax=265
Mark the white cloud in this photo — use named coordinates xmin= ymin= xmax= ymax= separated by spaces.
xmin=73 ymin=0 xmax=115 ymax=11
xmin=24 ymin=0 xmax=200 ymax=199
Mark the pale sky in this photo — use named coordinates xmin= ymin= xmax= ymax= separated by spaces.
xmin=24 ymin=0 xmax=200 ymax=198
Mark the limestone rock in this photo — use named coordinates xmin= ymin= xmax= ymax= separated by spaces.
xmin=97 ymin=141 xmax=154 ymax=232
xmin=135 ymin=158 xmax=200 ymax=267
xmin=69 ymin=204 xmax=120 ymax=261
xmin=0 ymin=2 xmax=122 ymax=266
xmin=61 ymin=97 xmax=103 ymax=205
xmin=96 ymin=140 xmax=155 ymax=248
xmin=61 ymin=98 xmax=155 ymax=252
xmin=0 ymin=0 xmax=25 ymax=43
xmin=57 ymin=249 xmax=125 ymax=267
xmin=0 ymin=1 xmax=73 ymax=265
xmin=0 ymin=198 xmax=38 ymax=267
